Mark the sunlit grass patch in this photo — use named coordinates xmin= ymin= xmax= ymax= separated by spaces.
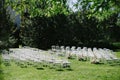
xmin=0 ymin=52 xmax=120 ymax=80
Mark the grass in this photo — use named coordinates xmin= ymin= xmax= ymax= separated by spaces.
xmin=116 ymin=52 xmax=120 ymax=57
xmin=0 ymin=52 xmax=120 ymax=80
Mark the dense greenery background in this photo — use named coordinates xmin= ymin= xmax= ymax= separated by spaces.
xmin=0 ymin=0 xmax=120 ymax=50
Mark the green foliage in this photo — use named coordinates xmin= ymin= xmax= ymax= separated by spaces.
xmin=4 ymin=0 xmax=70 ymax=48
xmin=0 ymin=0 xmax=15 ymax=49
xmin=21 ymin=12 xmax=119 ymax=49
xmin=76 ymin=0 xmax=120 ymax=22
xmin=5 ymin=0 xmax=69 ymax=18
xmin=113 ymin=42 xmax=120 ymax=50
xmin=1 ymin=0 xmax=120 ymax=49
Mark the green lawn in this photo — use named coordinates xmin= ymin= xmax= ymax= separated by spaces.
xmin=0 ymin=52 xmax=120 ymax=80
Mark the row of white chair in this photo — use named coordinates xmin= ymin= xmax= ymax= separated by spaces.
xmin=51 ymin=46 xmax=118 ymax=63
xmin=2 ymin=47 xmax=70 ymax=68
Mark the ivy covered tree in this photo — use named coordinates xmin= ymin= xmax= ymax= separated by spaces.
xmin=0 ymin=0 xmax=15 ymax=49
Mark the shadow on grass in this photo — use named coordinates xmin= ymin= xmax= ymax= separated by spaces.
xmin=66 ymin=68 xmax=73 ymax=71
xmin=0 ymin=69 xmax=4 ymax=80
xmin=94 ymin=63 xmax=104 ymax=65
xmin=0 ymin=54 xmax=4 ymax=80
xmin=56 ymin=68 xmax=64 ymax=71
xmin=109 ymin=62 xmax=120 ymax=66
xmin=55 ymin=67 xmax=73 ymax=71
xmin=91 ymin=61 xmax=104 ymax=65
xmin=36 ymin=67 xmax=44 ymax=70
xmin=107 ymin=59 xmax=120 ymax=66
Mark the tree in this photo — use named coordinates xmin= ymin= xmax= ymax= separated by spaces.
xmin=0 ymin=0 xmax=15 ymax=49
xmin=5 ymin=0 xmax=69 ymax=18
xmin=75 ymin=0 xmax=120 ymax=22
xmin=73 ymin=0 xmax=120 ymax=48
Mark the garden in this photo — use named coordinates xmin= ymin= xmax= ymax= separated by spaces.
xmin=0 ymin=0 xmax=120 ymax=80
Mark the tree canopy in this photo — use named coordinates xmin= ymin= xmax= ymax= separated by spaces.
xmin=0 ymin=0 xmax=120 ymax=50
xmin=5 ymin=0 xmax=69 ymax=18
xmin=75 ymin=0 xmax=120 ymax=22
